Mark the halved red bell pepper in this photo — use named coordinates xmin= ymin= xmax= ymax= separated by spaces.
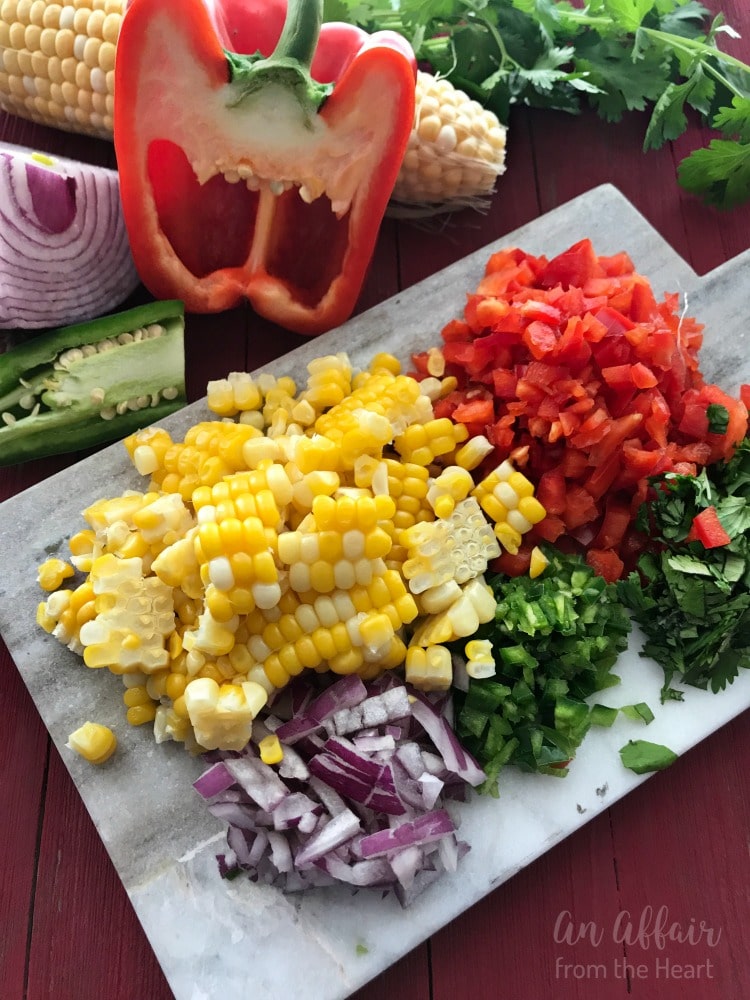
xmin=114 ymin=0 xmax=416 ymax=335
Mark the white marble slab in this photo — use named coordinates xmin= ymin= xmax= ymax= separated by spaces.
xmin=2 ymin=184 xmax=750 ymax=1000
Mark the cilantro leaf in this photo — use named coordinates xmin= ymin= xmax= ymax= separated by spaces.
xmin=707 ymin=403 xmax=730 ymax=434
xmin=576 ymin=36 xmax=671 ymax=122
xmin=713 ymin=95 xmax=750 ymax=142
xmin=602 ymin=0 xmax=656 ymax=33
xmin=656 ymin=0 xmax=711 ymax=38
xmin=508 ymin=0 xmax=563 ymax=41
xmin=678 ymin=137 xmax=750 ymax=210
xmin=619 ymin=739 xmax=678 ymax=774
xmin=644 ymin=79 xmax=691 ymax=148
xmin=717 ymin=496 xmax=750 ymax=537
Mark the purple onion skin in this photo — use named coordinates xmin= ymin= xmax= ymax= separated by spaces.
xmin=24 ymin=162 xmax=78 ymax=234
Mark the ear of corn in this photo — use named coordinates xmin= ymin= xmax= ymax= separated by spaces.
xmin=0 ymin=6 xmax=505 ymax=210
xmin=0 ymin=0 xmax=119 ymax=139
xmin=390 ymin=71 xmax=507 ymax=214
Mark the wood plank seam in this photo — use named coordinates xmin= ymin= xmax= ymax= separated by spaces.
xmin=25 ymin=735 xmax=51 ymax=1000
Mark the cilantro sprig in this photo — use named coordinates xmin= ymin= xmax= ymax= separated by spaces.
xmin=618 ymin=437 xmax=750 ymax=699
xmin=324 ymin=0 xmax=750 ymax=209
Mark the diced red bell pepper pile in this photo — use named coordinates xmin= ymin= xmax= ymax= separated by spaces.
xmin=411 ymin=238 xmax=749 ymax=582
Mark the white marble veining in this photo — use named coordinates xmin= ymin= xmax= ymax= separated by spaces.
xmin=2 ymin=185 xmax=750 ymax=1000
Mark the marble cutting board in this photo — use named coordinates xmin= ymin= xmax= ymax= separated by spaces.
xmin=2 ymin=183 xmax=750 ymax=1000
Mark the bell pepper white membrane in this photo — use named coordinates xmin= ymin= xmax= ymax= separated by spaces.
xmin=0 ymin=141 xmax=140 ymax=328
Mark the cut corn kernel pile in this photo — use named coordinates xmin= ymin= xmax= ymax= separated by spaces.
xmin=37 ymin=351 xmax=546 ymax=752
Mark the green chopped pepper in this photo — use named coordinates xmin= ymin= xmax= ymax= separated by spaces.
xmin=0 ymin=300 xmax=186 ymax=465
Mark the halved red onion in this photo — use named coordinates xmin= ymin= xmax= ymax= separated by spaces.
xmin=0 ymin=141 xmax=140 ymax=328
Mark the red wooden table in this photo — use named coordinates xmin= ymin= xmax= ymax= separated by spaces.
xmin=3 ymin=4 xmax=750 ymax=998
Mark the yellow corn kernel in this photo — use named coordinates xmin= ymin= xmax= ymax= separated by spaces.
xmin=147 ymin=673 xmax=170 ymax=703
xmin=405 ymin=643 xmax=452 ymax=691
xmin=291 ymin=434 xmax=342 ymax=474
xmin=37 ymin=557 xmax=75 ymax=591
xmin=207 ymin=371 xmax=263 ymax=416
xmin=426 ymin=465 xmax=474 ymax=519
xmin=311 ymin=626 xmax=337 ymax=660
xmin=258 ymin=733 xmax=284 ymax=765
xmin=529 ymin=545 xmax=550 ymax=579
xmin=122 ymin=684 xmax=151 ymax=708
xmin=153 ymin=704 xmax=192 ymax=745
xmin=263 ymin=653 xmax=291 ymax=689
xmin=454 ymin=434 xmax=494 ymax=471
xmin=394 ymin=417 xmax=468 ymax=466
xmin=464 ymin=638 xmax=496 ymax=679
xmin=36 ymin=600 xmax=57 ymax=633
xmin=478 ymin=493 xmax=508 ymax=524
xmin=126 ymin=702 xmax=158 ymax=726
xmin=508 ymin=471 xmax=534 ymax=499
xmin=374 ymin=634 xmax=408 ymax=671
xmin=494 ymin=521 xmax=523 ymax=554
xmin=172 ymin=694 xmax=189 ymax=719
xmin=197 ymin=660 xmax=227 ymax=683
xmin=328 ymin=647 xmax=364 ymax=674
xmin=67 ymin=721 xmax=117 ymax=764
xmin=518 ymin=495 xmax=547 ymax=525
xmin=68 ymin=527 xmax=96 ymax=568
xmin=357 ymin=611 xmax=394 ymax=653
xmin=165 ymin=672 xmax=187 ymax=702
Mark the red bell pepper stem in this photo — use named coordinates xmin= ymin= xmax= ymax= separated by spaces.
xmin=225 ymin=0 xmax=332 ymax=124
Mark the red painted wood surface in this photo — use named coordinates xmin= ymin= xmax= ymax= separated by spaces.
xmin=2 ymin=3 xmax=750 ymax=998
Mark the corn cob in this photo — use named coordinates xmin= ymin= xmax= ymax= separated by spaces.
xmin=0 ymin=0 xmax=119 ymax=139
xmin=0 ymin=4 xmax=506 ymax=207
xmin=391 ymin=71 xmax=507 ymax=212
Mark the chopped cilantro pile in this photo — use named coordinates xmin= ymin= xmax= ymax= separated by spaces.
xmin=619 ymin=437 xmax=750 ymax=699
xmin=325 ymin=0 xmax=750 ymax=208
xmin=454 ymin=546 xmax=631 ymax=793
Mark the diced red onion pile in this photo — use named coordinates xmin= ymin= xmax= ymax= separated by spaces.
xmin=193 ymin=674 xmax=486 ymax=906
